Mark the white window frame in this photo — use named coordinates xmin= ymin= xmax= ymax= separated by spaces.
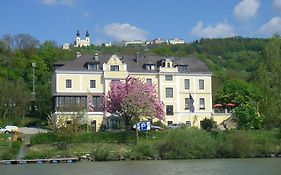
xmin=66 ymin=79 xmax=72 ymax=88
xmin=199 ymin=98 xmax=205 ymax=110
xmin=110 ymin=65 xmax=119 ymax=71
xmin=199 ymin=79 xmax=204 ymax=90
xmin=90 ymin=80 xmax=96 ymax=88
xmin=166 ymin=105 xmax=174 ymax=115
xmin=184 ymin=79 xmax=190 ymax=90
xmin=166 ymin=88 xmax=173 ymax=98
xmin=165 ymin=75 xmax=173 ymax=81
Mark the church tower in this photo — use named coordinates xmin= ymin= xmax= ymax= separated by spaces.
xmin=75 ymin=30 xmax=81 ymax=47
xmin=85 ymin=30 xmax=90 ymax=46
xmin=74 ymin=30 xmax=91 ymax=47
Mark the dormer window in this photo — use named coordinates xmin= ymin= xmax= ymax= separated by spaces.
xmin=144 ymin=62 xmax=156 ymax=70
xmin=145 ymin=64 xmax=155 ymax=70
xmin=88 ymin=63 xmax=98 ymax=71
xmin=110 ymin=65 xmax=119 ymax=71
xmin=178 ymin=65 xmax=188 ymax=72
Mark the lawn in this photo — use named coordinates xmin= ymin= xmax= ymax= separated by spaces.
xmin=25 ymin=143 xmax=130 ymax=159
xmin=0 ymin=133 xmax=11 ymax=155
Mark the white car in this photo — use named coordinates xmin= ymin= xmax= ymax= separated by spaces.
xmin=151 ymin=125 xmax=164 ymax=131
xmin=0 ymin=125 xmax=19 ymax=133
xmin=168 ymin=124 xmax=183 ymax=129
xmin=0 ymin=127 xmax=11 ymax=133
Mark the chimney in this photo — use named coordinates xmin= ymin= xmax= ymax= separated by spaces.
xmin=94 ymin=52 xmax=99 ymax=61
xmin=76 ymin=52 xmax=81 ymax=58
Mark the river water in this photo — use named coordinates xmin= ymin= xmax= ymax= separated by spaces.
xmin=1 ymin=158 xmax=281 ymax=175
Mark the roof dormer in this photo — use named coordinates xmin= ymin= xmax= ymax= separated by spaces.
xmin=165 ymin=58 xmax=173 ymax=68
xmin=143 ymin=61 xmax=156 ymax=70
xmin=84 ymin=60 xmax=99 ymax=71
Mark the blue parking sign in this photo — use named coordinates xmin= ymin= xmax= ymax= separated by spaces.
xmin=137 ymin=121 xmax=151 ymax=131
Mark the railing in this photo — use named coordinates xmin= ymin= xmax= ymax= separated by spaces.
xmin=213 ymin=108 xmax=233 ymax=114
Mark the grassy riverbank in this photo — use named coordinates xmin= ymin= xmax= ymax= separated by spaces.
xmin=24 ymin=128 xmax=281 ymax=160
xmin=0 ymin=134 xmax=22 ymax=160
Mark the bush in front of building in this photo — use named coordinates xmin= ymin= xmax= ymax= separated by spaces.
xmin=200 ymin=118 xmax=217 ymax=131
xmin=72 ymin=131 xmax=136 ymax=143
xmin=28 ymin=128 xmax=281 ymax=160
xmin=30 ymin=132 xmax=57 ymax=145
xmin=216 ymin=129 xmax=280 ymax=158
xmin=157 ymin=127 xmax=217 ymax=159
xmin=31 ymin=131 xmax=136 ymax=145
xmin=129 ymin=140 xmax=157 ymax=160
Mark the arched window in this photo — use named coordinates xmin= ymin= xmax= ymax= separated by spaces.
xmin=167 ymin=63 xmax=170 ymax=68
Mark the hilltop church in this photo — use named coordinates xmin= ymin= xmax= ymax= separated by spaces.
xmin=74 ymin=30 xmax=91 ymax=47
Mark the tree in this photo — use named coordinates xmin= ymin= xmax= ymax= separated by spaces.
xmin=253 ymin=34 xmax=281 ymax=129
xmin=48 ymin=112 xmax=83 ymax=150
xmin=233 ymin=103 xmax=263 ymax=129
xmin=0 ymin=78 xmax=30 ymax=125
xmin=215 ymin=79 xmax=263 ymax=129
xmin=216 ymin=79 xmax=261 ymax=106
xmin=104 ymin=76 xmax=164 ymax=130
xmin=14 ymin=33 xmax=39 ymax=50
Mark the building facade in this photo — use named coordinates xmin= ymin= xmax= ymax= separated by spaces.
xmin=52 ymin=53 xmax=228 ymax=131
xmin=167 ymin=38 xmax=185 ymax=44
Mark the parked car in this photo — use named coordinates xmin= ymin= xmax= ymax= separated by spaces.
xmin=151 ymin=125 xmax=164 ymax=131
xmin=168 ymin=123 xmax=183 ymax=129
xmin=0 ymin=127 xmax=10 ymax=134
xmin=0 ymin=125 xmax=19 ymax=133
xmin=5 ymin=125 xmax=19 ymax=133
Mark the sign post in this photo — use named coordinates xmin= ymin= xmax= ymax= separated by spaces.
xmin=136 ymin=121 xmax=151 ymax=142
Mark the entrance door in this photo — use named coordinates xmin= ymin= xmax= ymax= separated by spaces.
xmin=91 ymin=120 xmax=96 ymax=132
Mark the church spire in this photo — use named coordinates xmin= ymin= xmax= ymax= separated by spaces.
xmin=86 ymin=30 xmax=89 ymax=37
xmin=76 ymin=30 xmax=80 ymax=37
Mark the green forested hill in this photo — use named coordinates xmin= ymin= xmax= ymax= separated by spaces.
xmin=0 ymin=34 xmax=279 ymax=128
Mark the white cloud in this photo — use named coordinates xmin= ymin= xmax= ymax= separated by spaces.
xmin=234 ymin=0 xmax=260 ymax=21
xmin=40 ymin=0 xmax=77 ymax=6
xmin=190 ymin=21 xmax=236 ymax=38
xmin=273 ymin=0 xmax=281 ymax=11
xmin=104 ymin=23 xmax=148 ymax=41
xmin=258 ymin=17 xmax=281 ymax=36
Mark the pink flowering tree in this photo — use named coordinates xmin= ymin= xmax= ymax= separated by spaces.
xmin=104 ymin=76 xmax=165 ymax=130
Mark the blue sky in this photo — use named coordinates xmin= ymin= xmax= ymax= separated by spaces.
xmin=1 ymin=0 xmax=281 ymax=45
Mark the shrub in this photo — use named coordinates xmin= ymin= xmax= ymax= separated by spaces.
xmin=131 ymin=141 xmax=157 ymax=159
xmin=216 ymin=130 xmax=280 ymax=158
xmin=72 ymin=131 xmax=135 ymax=144
xmin=30 ymin=133 xmax=57 ymax=145
xmin=217 ymin=131 xmax=257 ymax=158
xmin=201 ymin=118 xmax=216 ymax=131
xmin=92 ymin=147 xmax=110 ymax=161
xmin=157 ymin=128 xmax=216 ymax=159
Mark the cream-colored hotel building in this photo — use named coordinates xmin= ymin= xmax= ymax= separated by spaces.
xmin=52 ymin=53 xmax=229 ymax=131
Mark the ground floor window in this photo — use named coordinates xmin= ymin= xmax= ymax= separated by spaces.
xmin=186 ymin=121 xmax=191 ymax=126
xmin=167 ymin=121 xmax=173 ymax=125
xmin=54 ymin=95 xmax=103 ymax=112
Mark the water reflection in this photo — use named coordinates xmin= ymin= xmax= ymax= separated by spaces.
xmin=1 ymin=159 xmax=281 ymax=175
